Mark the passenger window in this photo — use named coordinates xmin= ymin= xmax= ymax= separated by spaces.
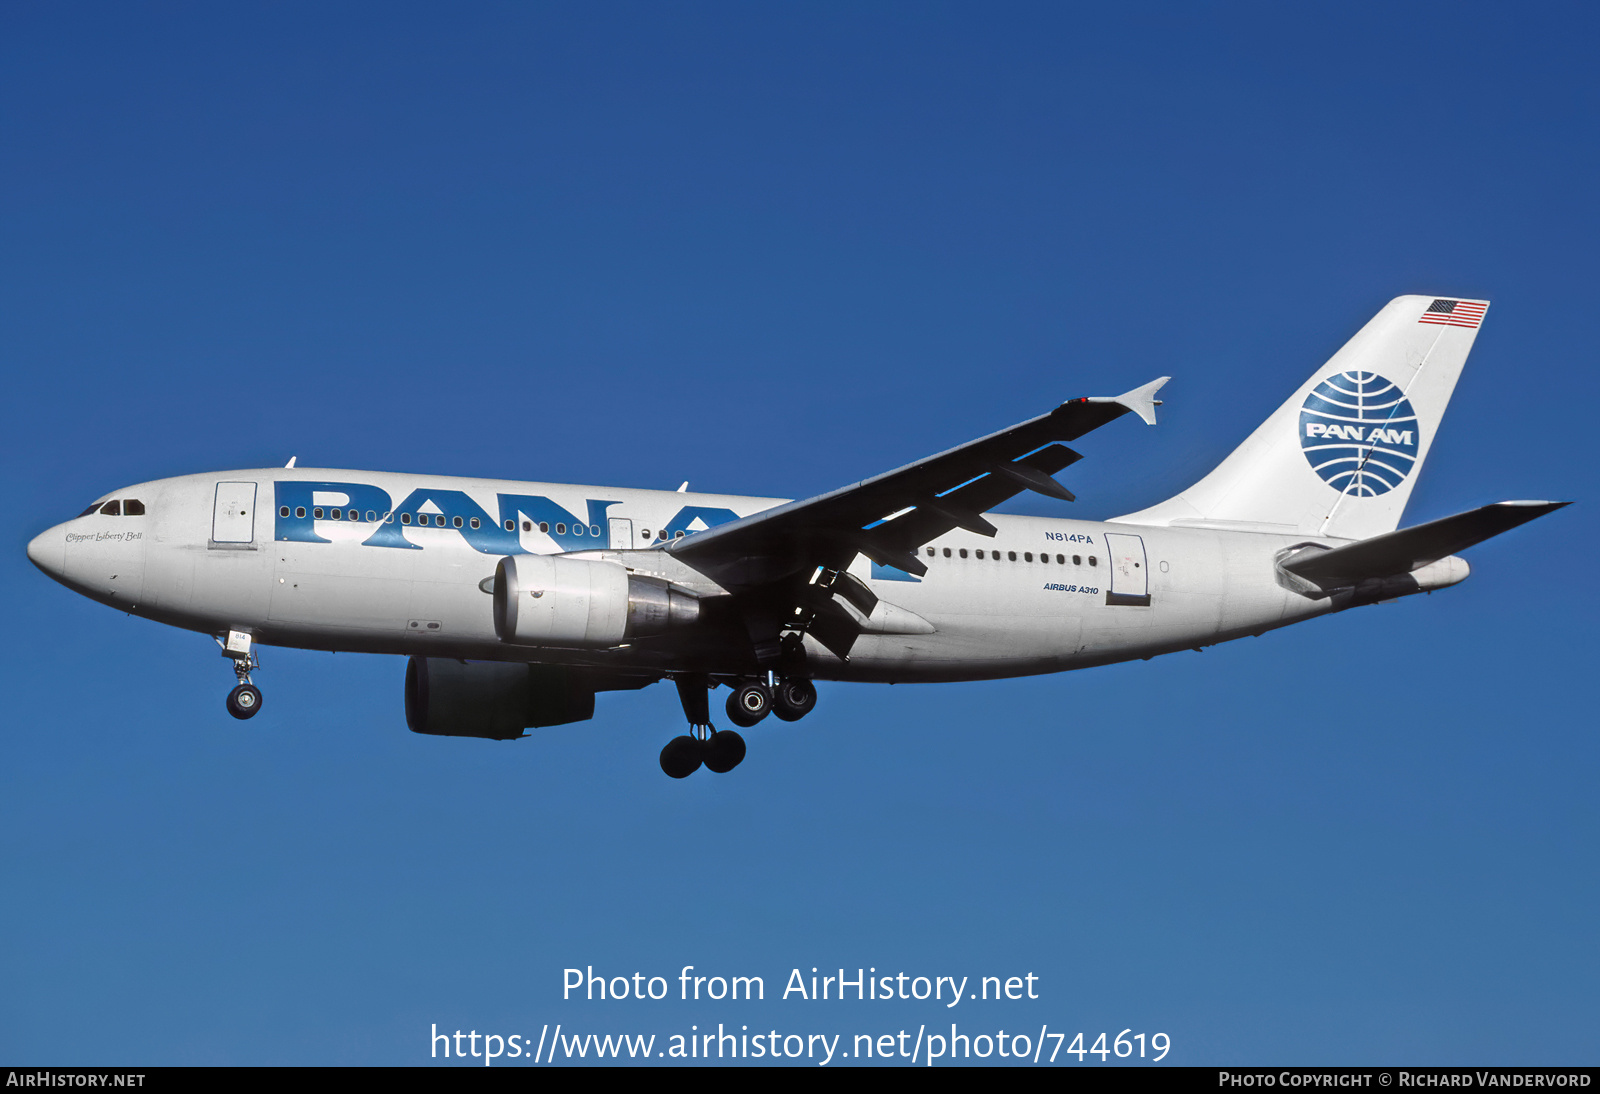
xmin=538 ymin=522 xmax=549 ymax=534
xmin=453 ymin=516 xmax=464 ymax=528
xmin=674 ymin=530 xmax=685 ymax=539
xmin=469 ymin=518 xmax=480 ymax=529
xmin=1073 ymin=554 xmax=1081 ymax=565
xmin=975 ymin=549 xmax=984 ymax=559
xmin=573 ymin=524 xmax=584 ymax=536
xmin=366 ymin=511 xmax=377 ymax=522
xmin=942 ymin=547 xmax=951 ymax=558
xmin=313 ymin=507 xmax=323 ymax=519
xmin=590 ymin=524 xmax=601 ymax=536
xmin=642 ymin=529 xmax=651 ymax=539
xmin=504 ymin=520 xmax=515 ymax=531
xmin=959 ymin=548 xmax=968 ymax=559
xmin=101 ymin=500 xmax=121 ymax=516
xmin=77 ymin=502 xmax=103 ymax=517
xmin=926 ymin=547 xmax=935 ymax=557
xmin=1007 ymin=551 xmax=1016 ymax=561
xmin=279 ymin=506 xmax=290 ymax=518
xmin=329 ymin=509 xmax=341 ymax=520
xmin=401 ymin=513 xmax=412 ymax=525
xmin=1024 ymin=552 xmax=1033 ymax=562
xmin=296 ymin=507 xmax=307 ymax=519
xmin=556 ymin=523 xmax=567 ymax=535
xmin=123 ymin=499 xmax=145 ymax=516
xmin=657 ymin=530 xmax=666 ymax=540
xmin=1056 ymin=554 xmax=1065 ymax=564
xmin=1089 ymin=556 xmax=1098 ymax=566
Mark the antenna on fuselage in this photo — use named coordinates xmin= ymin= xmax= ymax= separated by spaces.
xmin=285 ymin=456 xmax=297 ymax=468
xmin=677 ymin=482 xmax=688 ymax=492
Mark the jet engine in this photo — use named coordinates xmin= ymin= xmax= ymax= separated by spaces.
xmin=405 ymin=656 xmax=596 ymax=739
xmin=492 ymin=554 xmax=699 ymax=647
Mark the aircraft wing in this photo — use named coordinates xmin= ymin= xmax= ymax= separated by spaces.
xmin=664 ymin=377 xmax=1168 ymax=662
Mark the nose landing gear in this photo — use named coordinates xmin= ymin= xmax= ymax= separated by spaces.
xmin=227 ymin=681 xmax=263 ymax=719
xmin=217 ymin=630 xmax=263 ymax=721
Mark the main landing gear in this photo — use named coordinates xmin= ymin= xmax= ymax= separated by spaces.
xmin=724 ymin=677 xmax=816 ymax=726
xmin=659 ymin=673 xmax=818 ymax=778
xmin=218 ymin=630 xmax=263 ymax=721
xmin=660 ymin=675 xmax=745 ymax=778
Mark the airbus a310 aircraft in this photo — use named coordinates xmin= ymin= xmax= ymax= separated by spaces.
xmin=28 ymin=296 xmax=1565 ymax=777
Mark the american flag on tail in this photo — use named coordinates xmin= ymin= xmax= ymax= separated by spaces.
xmin=1418 ymin=299 xmax=1487 ymax=329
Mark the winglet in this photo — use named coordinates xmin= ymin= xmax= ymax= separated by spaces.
xmin=1087 ymin=376 xmax=1169 ymax=425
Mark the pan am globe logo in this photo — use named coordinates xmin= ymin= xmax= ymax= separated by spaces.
xmin=1299 ymin=371 xmax=1420 ymax=497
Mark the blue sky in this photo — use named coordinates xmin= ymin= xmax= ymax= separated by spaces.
xmin=3 ymin=2 xmax=1595 ymax=1066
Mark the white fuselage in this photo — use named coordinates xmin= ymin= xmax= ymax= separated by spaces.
xmin=28 ymin=467 xmax=1352 ymax=683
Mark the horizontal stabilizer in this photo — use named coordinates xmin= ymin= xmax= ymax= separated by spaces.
xmin=1281 ymin=501 xmax=1568 ymax=586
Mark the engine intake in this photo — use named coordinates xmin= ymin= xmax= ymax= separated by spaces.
xmin=493 ymin=554 xmax=698 ymax=647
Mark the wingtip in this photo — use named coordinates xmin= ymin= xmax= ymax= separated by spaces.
xmin=1115 ymin=376 xmax=1170 ymax=425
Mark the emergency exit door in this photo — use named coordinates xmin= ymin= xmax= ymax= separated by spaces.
xmin=211 ymin=481 xmax=258 ymax=548
xmin=608 ymin=518 xmax=635 ymax=549
xmin=1103 ymin=532 xmax=1151 ymax=606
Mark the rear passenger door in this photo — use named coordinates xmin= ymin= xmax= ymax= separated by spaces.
xmin=1103 ymin=532 xmax=1151 ymax=606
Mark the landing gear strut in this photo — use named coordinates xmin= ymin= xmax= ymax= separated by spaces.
xmin=660 ymin=674 xmax=747 ymax=778
xmin=218 ymin=630 xmax=263 ymax=721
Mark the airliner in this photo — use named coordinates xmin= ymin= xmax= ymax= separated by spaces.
xmin=27 ymin=296 xmax=1565 ymax=777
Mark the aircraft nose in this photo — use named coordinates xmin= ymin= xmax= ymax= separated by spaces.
xmin=27 ymin=526 xmax=65 ymax=578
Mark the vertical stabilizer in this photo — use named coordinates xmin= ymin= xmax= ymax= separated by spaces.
xmin=1111 ymin=295 xmax=1488 ymax=540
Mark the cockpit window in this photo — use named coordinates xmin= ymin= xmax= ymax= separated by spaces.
xmin=77 ymin=502 xmax=104 ymax=517
xmin=100 ymin=500 xmax=121 ymax=516
xmin=123 ymin=499 xmax=145 ymax=516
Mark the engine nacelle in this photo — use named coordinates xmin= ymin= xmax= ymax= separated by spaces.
xmin=493 ymin=554 xmax=698 ymax=647
xmin=405 ymin=656 xmax=595 ymax=739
